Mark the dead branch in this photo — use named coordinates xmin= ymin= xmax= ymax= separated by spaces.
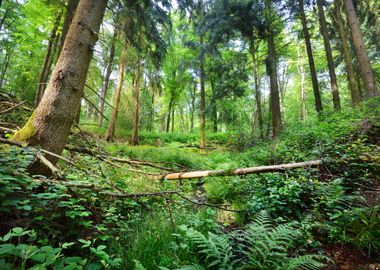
xmin=108 ymin=156 xmax=174 ymax=171
xmin=82 ymin=95 xmax=109 ymax=121
xmin=84 ymin=84 xmax=116 ymax=111
xmin=164 ymin=160 xmax=322 ymax=180
xmin=36 ymin=152 xmax=63 ymax=178
xmin=0 ymin=101 xmax=27 ymax=114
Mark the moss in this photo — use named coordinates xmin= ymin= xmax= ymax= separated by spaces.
xmin=11 ymin=112 xmax=37 ymax=143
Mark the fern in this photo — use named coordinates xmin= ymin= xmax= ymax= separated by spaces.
xmin=185 ymin=228 xmax=236 ymax=270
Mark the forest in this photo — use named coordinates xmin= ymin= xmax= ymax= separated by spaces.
xmin=0 ymin=0 xmax=379 ymax=269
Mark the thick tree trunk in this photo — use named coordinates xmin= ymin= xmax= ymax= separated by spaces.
xmin=105 ymin=47 xmax=126 ymax=142
xmin=59 ymin=0 xmax=79 ymax=56
xmin=12 ymin=0 xmax=107 ymax=174
xmin=98 ymin=31 xmax=117 ymax=127
xmin=34 ymin=12 xmax=62 ymax=107
xmin=344 ymin=0 xmax=378 ymax=99
xmin=266 ymin=0 xmax=282 ymax=138
xmin=249 ymin=36 xmax=264 ymax=139
xmin=199 ymin=35 xmax=206 ymax=147
xmin=334 ymin=0 xmax=360 ymax=106
xmin=317 ymin=0 xmax=341 ymax=110
xmin=131 ymin=55 xmax=142 ymax=146
xmin=298 ymin=0 xmax=323 ymax=113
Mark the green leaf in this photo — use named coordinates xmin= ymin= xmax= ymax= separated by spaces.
xmin=30 ymin=253 xmax=45 ymax=263
xmin=0 ymin=244 xmax=15 ymax=255
xmin=61 ymin=242 xmax=75 ymax=249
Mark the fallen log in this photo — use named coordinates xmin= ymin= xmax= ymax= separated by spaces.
xmin=164 ymin=160 xmax=322 ymax=180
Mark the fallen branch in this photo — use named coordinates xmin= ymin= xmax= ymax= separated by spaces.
xmin=108 ymin=156 xmax=174 ymax=171
xmin=0 ymin=100 xmax=27 ymax=114
xmin=164 ymin=160 xmax=322 ymax=180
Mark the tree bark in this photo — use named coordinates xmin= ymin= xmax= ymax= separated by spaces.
xmin=171 ymin=105 xmax=175 ymax=133
xmin=334 ymin=0 xmax=361 ymax=106
xmin=164 ymin=160 xmax=322 ymax=180
xmin=266 ymin=0 xmax=282 ymax=138
xmin=131 ymin=54 xmax=142 ymax=146
xmin=105 ymin=47 xmax=126 ymax=142
xmin=59 ymin=0 xmax=79 ymax=56
xmin=343 ymin=0 xmax=378 ymax=99
xmin=0 ymin=48 xmax=11 ymax=89
xmin=249 ymin=36 xmax=264 ymax=139
xmin=317 ymin=0 xmax=341 ymax=110
xmin=199 ymin=34 xmax=206 ymax=147
xmin=34 ymin=12 xmax=63 ymax=107
xmin=98 ymin=30 xmax=117 ymax=127
xmin=297 ymin=43 xmax=308 ymax=121
xmin=11 ymin=0 xmax=107 ymax=174
xmin=210 ymin=80 xmax=218 ymax=133
xmin=190 ymin=80 xmax=196 ymax=132
xmin=166 ymin=97 xmax=172 ymax=133
xmin=298 ymin=0 xmax=323 ymax=113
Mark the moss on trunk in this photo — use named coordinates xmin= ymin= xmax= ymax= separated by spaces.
xmin=11 ymin=112 xmax=37 ymax=142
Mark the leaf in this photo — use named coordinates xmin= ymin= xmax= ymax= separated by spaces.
xmin=0 ymin=244 xmax=15 ymax=255
xmin=62 ymin=242 xmax=75 ymax=249
xmin=30 ymin=253 xmax=45 ymax=263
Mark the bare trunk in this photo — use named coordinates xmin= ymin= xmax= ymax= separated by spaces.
xmin=164 ymin=160 xmax=322 ymax=180
xmin=249 ymin=36 xmax=264 ymax=139
xmin=171 ymin=106 xmax=175 ymax=133
xmin=0 ymin=49 xmax=11 ymax=89
xmin=344 ymin=0 xmax=378 ymax=99
xmin=266 ymin=0 xmax=282 ymax=138
xmin=105 ymin=47 xmax=126 ymax=142
xmin=190 ymin=80 xmax=196 ymax=132
xmin=298 ymin=0 xmax=323 ymax=113
xmin=297 ymin=43 xmax=307 ymax=121
xmin=98 ymin=30 xmax=117 ymax=127
xmin=12 ymin=0 xmax=107 ymax=175
xmin=199 ymin=35 xmax=206 ymax=147
xmin=131 ymin=55 xmax=141 ymax=146
xmin=166 ymin=98 xmax=172 ymax=133
xmin=317 ymin=0 xmax=341 ymax=110
xmin=210 ymin=80 xmax=218 ymax=133
xmin=35 ymin=13 xmax=62 ymax=107
xmin=334 ymin=0 xmax=360 ymax=106
xmin=59 ymin=0 xmax=79 ymax=56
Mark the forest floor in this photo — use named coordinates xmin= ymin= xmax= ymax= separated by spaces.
xmin=0 ymin=94 xmax=379 ymax=269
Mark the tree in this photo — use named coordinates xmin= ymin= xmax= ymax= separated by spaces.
xmin=333 ymin=0 xmax=360 ymax=106
xmin=297 ymin=0 xmax=323 ymax=113
xmin=316 ymin=0 xmax=340 ymax=110
xmin=265 ymin=0 xmax=282 ymax=137
xmin=343 ymin=0 xmax=378 ymax=99
xmin=12 ymin=0 xmax=108 ymax=174
xmin=98 ymin=30 xmax=117 ymax=127
xmin=105 ymin=47 xmax=126 ymax=142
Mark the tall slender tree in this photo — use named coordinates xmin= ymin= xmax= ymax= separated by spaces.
xmin=343 ymin=0 xmax=378 ymax=99
xmin=265 ymin=0 xmax=282 ymax=137
xmin=297 ymin=0 xmax=323 ymax=113
xmin=316 ymin=0 xmax=340 ymax=110
xmin=333 ymin=0 xmax=360 ymax=106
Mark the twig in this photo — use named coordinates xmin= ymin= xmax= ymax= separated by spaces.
xmin=82 ymin=95 xmax=109 ymax=121
xmin=85 ymin=84 xmax=116 ymax=111
xmin=0 ymin=101 xmax=27 ymax=114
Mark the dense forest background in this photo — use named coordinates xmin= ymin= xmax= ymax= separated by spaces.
xmin=0 ymin=0 xmax=379 ymax=269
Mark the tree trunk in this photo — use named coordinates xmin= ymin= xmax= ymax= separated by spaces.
xmin=59 ymin=0 xmax=79 ymax=56
xmin=131 ymin=55 xmax=141 ymax=146
xmin=298 ymin=0 xmax=323 ymax=113
xmin=0 ymin=49 xmax=12 ymax=89
xmin=199 ymin=35 xmax=206 ymax=147
xmin=12 ymin=0 xmax=107 ymax=174
xmin=317 ymin=0 xmax=341 ymax=110
xmin=249 ymin=36 xmax=264 ymax=139
xmin=344 ymin=0 xmax=378 ymax=99
xmin=105 ymin=47 xmax=126 ymax=142
xmin=98 ymin=30 xmax=117 ymax=127
xmin=166 ymin=98 xmax=172 ymax=133
xmin=334 ymin=0 xmax=361 ymax=106
xmin=171 ymin=106 xmax=175 ymax=133
xmin=297 ymin=42 xmax=308 ymax=121
xmin=210 ymin=80 xmax=218 ymax=133
xmin=190 ymin=80 xmax=196 ymax=132
xmin=34 ymin=12 xmax=62 ymax=107
xmin=266 ymin=0 xmax=282 ymax=138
